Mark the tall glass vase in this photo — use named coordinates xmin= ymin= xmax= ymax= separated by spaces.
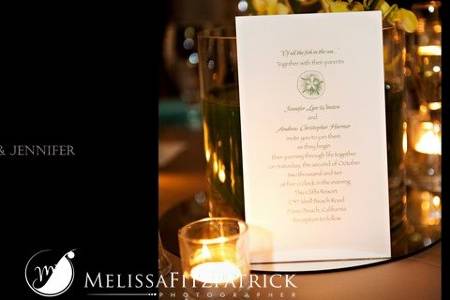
xmin=198 ymin=24 xmax=407 ymax=231
xmin=383 ymin=25 xmax=407 ymax=231
xmin=198 ymin=28 xmax=244 ymax=219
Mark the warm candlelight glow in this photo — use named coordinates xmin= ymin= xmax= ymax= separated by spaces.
xmin=421 ymin=199 xmax=430 ymax=211
xmin=433 ymin=24 xmax=441 ymax=33
xmin=190 ymin=262 xmax=242 ymax=284
xmin=432 ymin=195 xmax=440 ymax=207
xmin=218 ymin=163 xmax=226 ymax=183
xmin=213 ymin=152 xmax=219 ymax=174
xmin=205 ymin=147 xmax=211 ymax=162
xmin=414 ymin=122 xmax=441 ymax=155
xmin=419 ymin=104 xmax=428 ymax=113
xmin=402 ymin=121 xmax=408 ymax=154
xmin=428 ymin=102 xmax=441 ymax=111
xmin=203 ymin=121 xmax=211 ymax=162
xmin=199 ymin=244 xmax=212 ymax=260
xmin=230 ymin=161 xmax=236 ymax=193
xmin=417 ymin=45 xmax=441 ymax=56
xmin=418 ymin=191 xmax=441 ymax=226
xmin=178 ymin=217 xmax=249 ymax=297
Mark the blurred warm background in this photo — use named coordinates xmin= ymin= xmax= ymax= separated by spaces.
xmin=159 ymin=0 xmax=441 ymax=261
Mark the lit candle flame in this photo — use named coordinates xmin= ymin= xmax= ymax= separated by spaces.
xmin=414 ymin=122 xmax=441 ymax=155
xmin=199 ymin=244 xmax=212 ymax=260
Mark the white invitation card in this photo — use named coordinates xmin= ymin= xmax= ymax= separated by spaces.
xmin=236 ymin=11 xmax=391 ymax=263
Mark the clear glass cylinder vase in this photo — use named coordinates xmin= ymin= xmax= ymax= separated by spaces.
xmin=383 ymin=24 xmax=407 ymax=230
xmin=198 ymin=24 xmax=407 ymax=231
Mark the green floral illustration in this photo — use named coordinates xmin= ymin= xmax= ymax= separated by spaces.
xmin=298 ymin=71 xmax=325 ymax=98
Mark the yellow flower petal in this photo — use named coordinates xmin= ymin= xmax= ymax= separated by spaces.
xmin=329 ymin=2 xmax=350 ymax=12
xmin=379 ymin=1 xmax=390 ymax=14
xmin=252 ymin=0 xmax=267 ymax=14
xmin=277 ymin=3 xmax=290 ymax=14
xmin=267 ymin=0 xmax=279 ymax=14
xmin=395 ymin=8 xmax=418 ymax=33
xmin=351 ymin=2 xmax=364 ymax=11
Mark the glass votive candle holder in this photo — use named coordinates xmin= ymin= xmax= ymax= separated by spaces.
xmin=406 ymin=110 xmax=441 ymax=192
xmin=178 ymin=217 xmax=249 ymax=299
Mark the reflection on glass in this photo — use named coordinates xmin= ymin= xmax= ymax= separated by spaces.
xmin=410 ymin=188 xmax=441 ymax=226
xmin=417 ymin=45 xmax=441 ymax=56
xmin=198 ymin=28 xmax=245 ymax=219
xmin=383 ymin=25 xmax=407 ymax=230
